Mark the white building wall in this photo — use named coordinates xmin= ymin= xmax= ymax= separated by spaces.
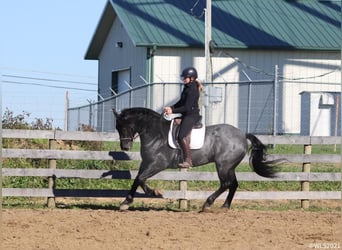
xmin=301 ymin=92 xmax=337 ymax=136
xmin=151 ymin=48 xmax=340 ymax=133
xmin=152 ymin=48 xmax=241 ymax=126
xmin=281 ymin=51 xmax=340 ymax=134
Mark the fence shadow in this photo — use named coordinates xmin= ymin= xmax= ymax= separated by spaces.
xmin=100 ymin=170 xmax=132 ymax=179
xmin=55 ymin=202 xmax=182 ymax=212
xmin=108 ymin=151 xmax=133 ymax=160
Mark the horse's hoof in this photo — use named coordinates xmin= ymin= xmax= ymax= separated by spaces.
xmin=201 ymin=205 xmax=211 ymax=213
xmin=120 ymin=203 xmax=130 ymax=211
xmin=154 ymin=189 xmax=163 ymax=197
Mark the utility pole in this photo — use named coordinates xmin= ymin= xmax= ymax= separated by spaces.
xmin=338 ymin=1 xmax=342 ymax=153
xmin=204 ymin=0 xmax=212 ymax=125
xmin=205 ymin=0 xmax=212 ymax=83
xmin=64 ymin=90 xmax=69 ymax=131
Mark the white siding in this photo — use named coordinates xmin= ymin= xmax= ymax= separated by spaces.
xmin=301 ymin=92 xmax=338 ymax=136
xmin=151 ymin=48 xmax=340 ymax=133
xmin=281 ymin=51 xmax=340 ymax=134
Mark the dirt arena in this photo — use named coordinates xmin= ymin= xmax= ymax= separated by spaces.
xmin=3 ymin=200 xmax=341 ymax=250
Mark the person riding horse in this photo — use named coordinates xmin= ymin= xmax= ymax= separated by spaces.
xmin=164 ymin=67 xmax=203 ymax=168
xmin=114 ymin=107 xmax=278 ymax=211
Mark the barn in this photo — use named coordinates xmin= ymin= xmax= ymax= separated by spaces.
xmin=81 ymin=0 xmax=341 ymax=134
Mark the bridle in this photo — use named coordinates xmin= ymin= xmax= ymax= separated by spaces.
xmin=120 ymin=133 xmax=139 ymax=142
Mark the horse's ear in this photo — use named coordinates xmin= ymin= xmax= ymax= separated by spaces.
xmin=112 ymin=109 xmax=119 ymax=117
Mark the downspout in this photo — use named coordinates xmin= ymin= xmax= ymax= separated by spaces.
xmin=146 ymin=45 xmax=156 ymax=108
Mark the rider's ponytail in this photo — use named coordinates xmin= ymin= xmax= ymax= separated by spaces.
xmin=195 ymin=79 xmax=204 ymax=92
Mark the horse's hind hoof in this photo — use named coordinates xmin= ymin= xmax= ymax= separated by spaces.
xmin=120 ymin=203 xmax=130 ymax=211
xmin=154 ymin=189 xmax=163 ymax=197
xmin=201 ymin=205 xmax=211 ymax=213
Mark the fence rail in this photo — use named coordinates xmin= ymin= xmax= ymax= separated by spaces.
xmin=2 ymin=129 xmax=341 ymax=208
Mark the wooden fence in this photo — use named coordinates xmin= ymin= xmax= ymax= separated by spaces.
xmin=2 ymin=129 xmax=341 ymax=209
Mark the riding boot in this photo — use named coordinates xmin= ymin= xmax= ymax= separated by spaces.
xmin=178 ymin=135 xmax=192 ymax=168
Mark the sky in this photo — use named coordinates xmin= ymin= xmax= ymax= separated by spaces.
xmin=1 ymin=1 xmax=107 ymax=129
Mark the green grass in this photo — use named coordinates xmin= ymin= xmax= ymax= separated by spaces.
xmin=266 ymin=144 xmax=341 ymax=154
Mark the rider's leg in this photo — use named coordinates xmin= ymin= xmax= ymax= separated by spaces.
xmin=178 ymin=134 xmax=192 ymax=168
xmin=177 ymin=115 xmax=197 ymax=168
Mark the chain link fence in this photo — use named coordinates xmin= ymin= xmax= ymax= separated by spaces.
xmin=68 ymin=79 xmax=278 ymax=134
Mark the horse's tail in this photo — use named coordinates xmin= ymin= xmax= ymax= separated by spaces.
xmin=246 ymin=133 xmax=278 ymax=178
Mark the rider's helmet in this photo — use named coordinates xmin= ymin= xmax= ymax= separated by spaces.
xmin=180 ymin=67 xmax=198 ymax=79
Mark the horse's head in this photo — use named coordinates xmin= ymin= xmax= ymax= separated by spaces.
xmin=113 ymin=107 xmax=166 ymax=151
xmin=113 ymin=109 xmax=136 ymax=151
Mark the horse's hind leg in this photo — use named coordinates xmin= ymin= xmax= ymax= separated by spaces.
xmin=222 ymin=174 xmax=238 ymax=209
xmin=202 ymin=168 xmax=238 ymax=211
xmin=202 ymin=183 xmax=228 ymax=212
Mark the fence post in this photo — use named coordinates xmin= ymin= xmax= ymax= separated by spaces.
xmin=179 ymin=168 xmax=188 ymax=210
xmin=301 ymin=144 xmax=312 ymax=209
xmin=47 ymin=139 xmax=57 ymax=208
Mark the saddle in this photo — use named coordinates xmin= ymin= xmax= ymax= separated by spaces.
xmin=164 ymin=113 xmax=206 ymax=149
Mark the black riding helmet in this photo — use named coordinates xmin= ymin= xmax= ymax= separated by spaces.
xmin=181 ymin=67 xmax=198 ymax=79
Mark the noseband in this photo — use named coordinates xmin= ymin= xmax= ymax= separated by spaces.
xmin=120 ymin=134 xmax=139 ymax=142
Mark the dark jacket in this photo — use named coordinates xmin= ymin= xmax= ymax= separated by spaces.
xmin=171 ymin=81 xmax=200 ymax=116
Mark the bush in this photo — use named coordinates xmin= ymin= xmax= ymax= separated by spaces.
xmin=2 ymin=108 xmax=53 ymax=130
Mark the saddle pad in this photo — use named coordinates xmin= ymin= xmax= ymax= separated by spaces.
xmin=168 ymin=120 xmax=206 ymax=149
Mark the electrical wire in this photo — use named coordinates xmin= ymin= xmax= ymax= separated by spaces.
xmin=2 ymin=74 xmax=97 ymax=86
xmin=2 ymin=80 xmax=96 ymax=92
xmin=0 ymin=66 xmax=96 ymax=79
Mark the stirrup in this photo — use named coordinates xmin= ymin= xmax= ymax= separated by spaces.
xmin=178 ymin=161 xmax=192 ymax=168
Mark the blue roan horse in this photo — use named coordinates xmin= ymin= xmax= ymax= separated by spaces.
xmin=114 ymin=107 xmax=277 ymax=211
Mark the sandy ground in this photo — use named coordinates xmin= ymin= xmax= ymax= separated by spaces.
xmin=3 ymin=204 xmax=341 ymax=250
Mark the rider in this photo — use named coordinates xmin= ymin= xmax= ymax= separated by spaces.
xmin=164 ymin=67 xmax=203 ymax=168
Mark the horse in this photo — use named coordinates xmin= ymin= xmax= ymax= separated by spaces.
xmin=113 ymin=107 xmax=278 ymax=211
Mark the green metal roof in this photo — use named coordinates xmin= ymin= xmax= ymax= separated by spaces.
xmin=85 ymin=0 xmax=341 ymax=59
xmin=111 ymin=0 xmax=340 ymax=50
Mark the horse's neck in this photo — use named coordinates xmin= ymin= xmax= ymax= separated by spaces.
xmin=137 ymin=117 xmax=169 ymax=143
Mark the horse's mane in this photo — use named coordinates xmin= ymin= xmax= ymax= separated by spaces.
xmin=120 ymin=107 xmax=162 ymax=120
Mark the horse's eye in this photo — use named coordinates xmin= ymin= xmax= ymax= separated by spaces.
xmin=122 ymin=127 xmax=130 ymax=135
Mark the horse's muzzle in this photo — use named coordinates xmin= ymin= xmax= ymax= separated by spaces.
xmin=120 ymin=141 xmax=132 ymax=151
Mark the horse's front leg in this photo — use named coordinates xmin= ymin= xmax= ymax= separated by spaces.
xmin=120 ymin=161 xmax=165 ymax=211
xmin=120 ymin=177 xmax=140 ymax=211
